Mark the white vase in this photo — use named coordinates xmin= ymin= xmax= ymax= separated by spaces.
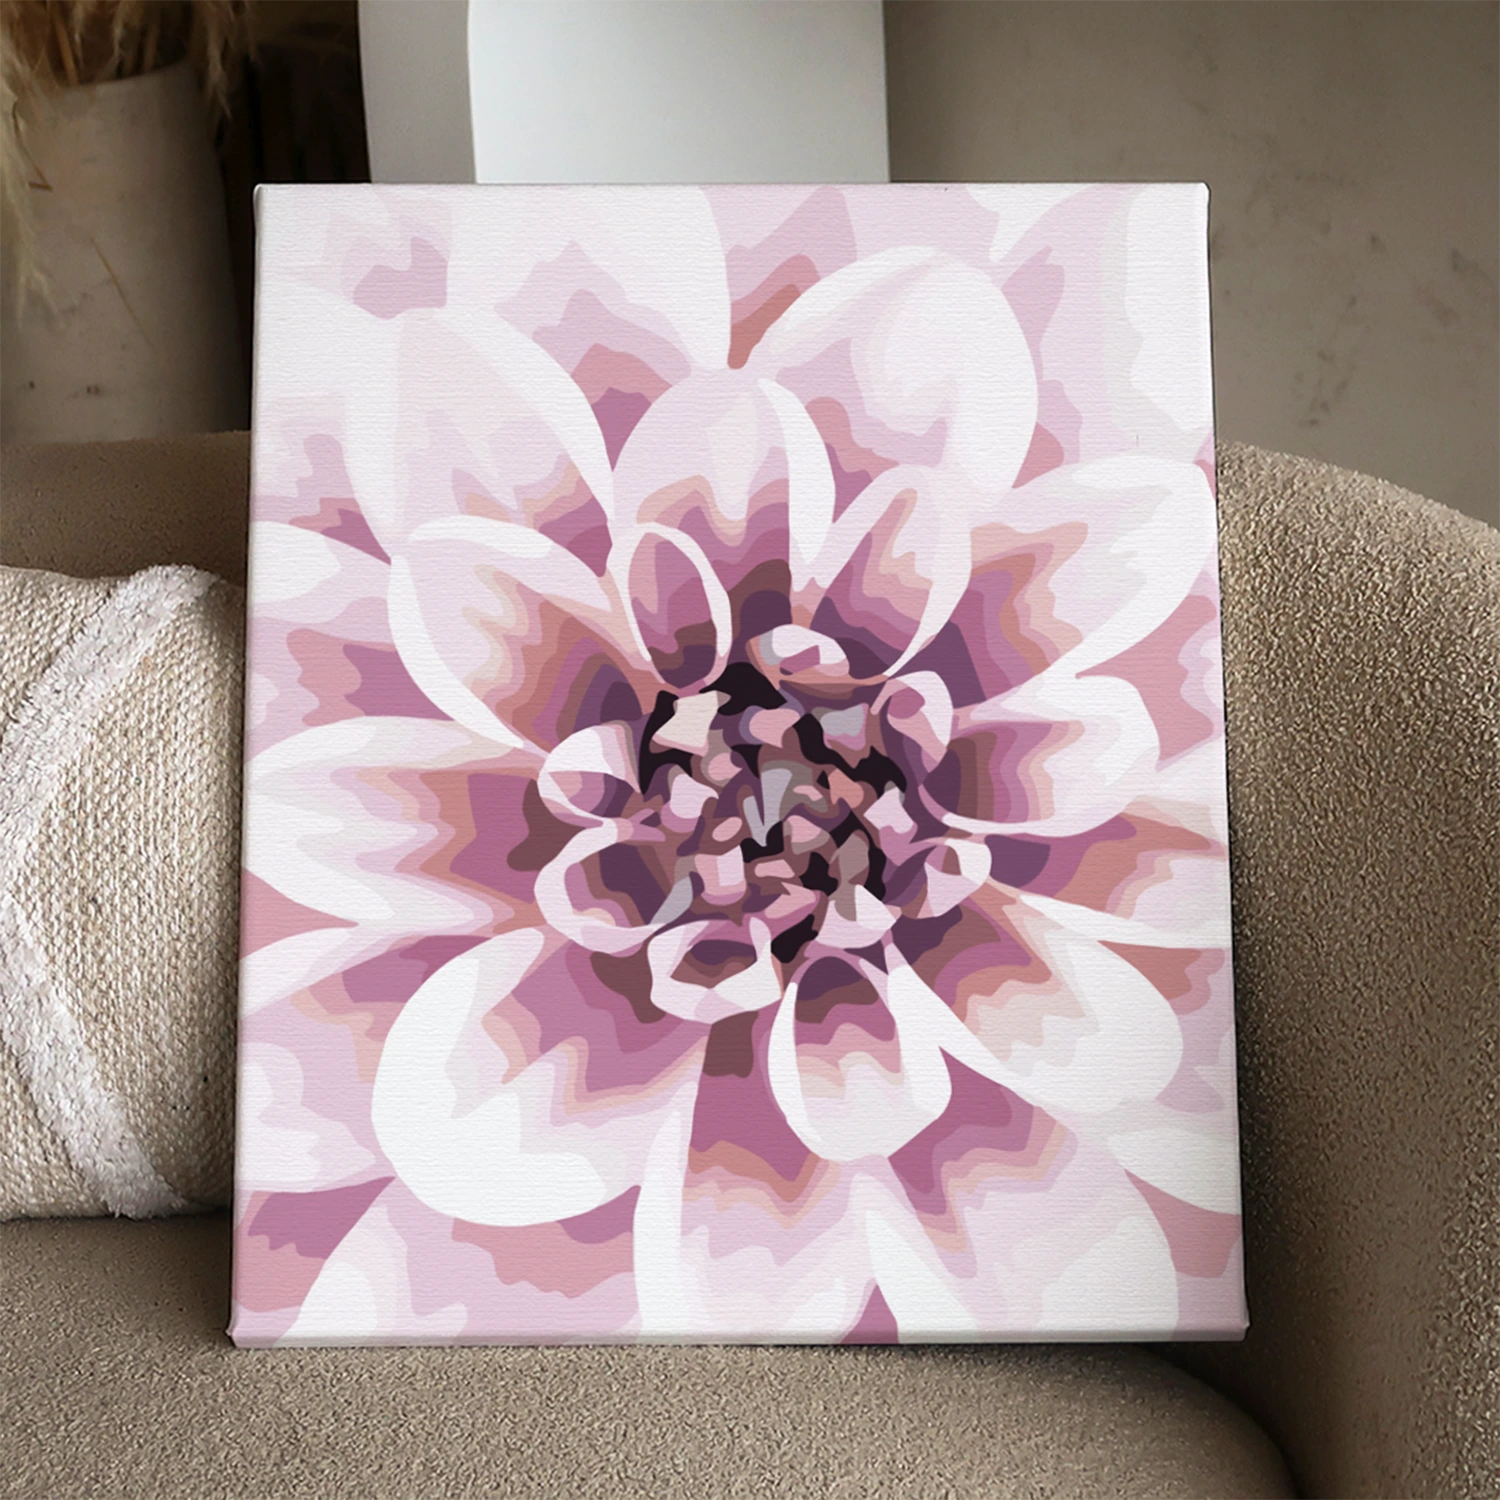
xmin=1 ymin=58 xmax=245 ymax=444
xmin=359 ymin=0 xmax=889 ymax=186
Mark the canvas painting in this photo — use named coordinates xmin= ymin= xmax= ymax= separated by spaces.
xmin=233 ymin=183 xmax=1245 ymax=1347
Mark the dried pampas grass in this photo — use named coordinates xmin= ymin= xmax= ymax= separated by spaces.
xmin=1 ymin=2 xmax=251 ymax=302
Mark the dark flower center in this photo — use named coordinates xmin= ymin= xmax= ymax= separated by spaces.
xmin=626 ymin=666 xmax=909 ymax=968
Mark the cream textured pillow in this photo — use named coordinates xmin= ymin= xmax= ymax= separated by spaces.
xmin=0 ymin=565 xmax=242 ymax=1218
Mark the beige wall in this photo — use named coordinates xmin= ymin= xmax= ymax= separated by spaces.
xmin=886 ymin=1 xmax=1499 ymax=527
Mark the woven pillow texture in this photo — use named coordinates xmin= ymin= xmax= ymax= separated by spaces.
xmin=0 ymin=565 xmax=241 ymax=1218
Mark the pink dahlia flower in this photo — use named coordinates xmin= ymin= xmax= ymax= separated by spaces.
xmin=235 ymin=185 xmax=1241 ymax=1345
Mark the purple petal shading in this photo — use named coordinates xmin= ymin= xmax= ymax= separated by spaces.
xmin=239 ymin=870 xmax=356 ymax=957
xmin=888 ymin=1058 xmax=1054 ymax=1222
xmin=689 ymin=1010 xmax=823 ymax=1204
xmin=342 ymin=935 xmax=490 ymax=1010
xmin=292 ymin=492 xmax=391 ymax=564
xmin=353 ymin=236 xmax=447 ymax=319
xmin=343 ymin=644 xmax=447 ymax=720
xmin=842 ymin=1283 xmax=899 ymax=1344
xmin=453 ymin=1187 xmax=639 ymax=1297
xmin=246 ymin=1176 xmax=394 ymax=1260
xmin=593 ymin=388 xmax=652 ymax=467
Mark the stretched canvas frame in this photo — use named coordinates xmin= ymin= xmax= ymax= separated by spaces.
xmin=233 ymin=183 xmax=1245 ymax=1347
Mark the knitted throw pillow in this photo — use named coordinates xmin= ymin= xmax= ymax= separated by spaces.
xmin=0 ymin=565 xmax=241 ymax=1218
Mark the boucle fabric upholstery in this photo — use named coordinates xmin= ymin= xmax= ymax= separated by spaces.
xmin=0 ymin=1213 xmax=1293 ymax=1500
xmin=1158 ymin=443 xmax=1500 ymax=1500
xmin=0 ymin=432 xmax=250 ymax=586
xmin=0 ymin=435 xmax=1494 ymax=1498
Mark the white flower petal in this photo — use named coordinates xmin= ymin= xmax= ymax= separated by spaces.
xmin=448 ymin=186 xmax=731 ymax=376
xmin=1039 ymin=1214 xmax=1179 ymax=1338
xmin=942 ymin=674 xmax=1160 ymax=839
xmin=283 ymin=1200 xmax=467 ymax=1346
xmin=759 ymin=378 xmax=836 ymax=590
xmin=539 ymin=721 xmax=640 ymax=823
xmin=387 ymin=558 xmax=524 ymax=749
xmin=754 ymin=248 xmax=1038 ymax=497
xmin=647 ymin=919 xmax=780 ymax=1025
xmin=246 ymin=718 xmax=522 ymax=929
xmin=241 ymin=927 xmax=397 ymax=1018
xmin=257 ymin=279 xmax=401 ymax=549
xmin=972 ymin=184 xmax=1087 ymax=264
xmin=632 ymin=1095 xmax=699 ymax=1341
xmin=769 ymin=962 xmax=951 ymax=1164
xmin=884 ymin=908 xmax=1183 ymax=1119
xmin=371 ymin=930 xmax=674 ymax=1225
xmin=395 ymin=513 xmax=651 ymax=753
xmin=405 ymin=308 xmax=614 ymax=524
xmin=1010 ymin=887 xmax=1232 ymax=951
xmin=1123 ymin=186 xmax=1213 ymax=436
xmin=534 ymin=822 xmax=662 ymax=956
xmin=610 ymin=524 xmax=732 ymax=691
xmin=853 ymin=1174 xmax=981 ymax=1340
xmin=995 ymin=454 xmax=1217 ymax=679
xmin=1106 ymin=1126 xmax=1242 ymax=1214
xmin=239 ymin=1042 xmax=378 ymax=1193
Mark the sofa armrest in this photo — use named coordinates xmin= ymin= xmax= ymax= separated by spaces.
xmin=0 ymin=433 xmax=249 ymax=584
xmin=1161 ymin=444 xmax=1500 ymax=1500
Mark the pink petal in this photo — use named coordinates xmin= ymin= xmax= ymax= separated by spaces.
xmin=847 ymin=186 xmax=1002 ymax=275
xmin=448 ymin=187 xmax=730 ymax=409
xmin=372 ymin=930 xmax=705 ymax=1227
xmin=909 ymin=839 xmax=991 ymax=920
xmin=253 ymin=421 xmax=389 ymax=557
xmin=874 ymin=671 xmax=954 ymax=774
xmin=993 ymin=184 xmax=1212 ymax=470
xmin=539 ymin=722 xmax=640 ymax=825
xmin=903 ymin=455 xmax=1215 ymax=709
xmin=315 ymin=188 xmax=454 ymax=310
xmin=768 ymin=957 xmax=951 ymax=1162
xmin=612 ymin=370 xmax=837 ymax=641
xmin=707 ymin=186 xmax=859 ymax=368
xmin=615 ymin=526 xmax=733 ymax=691
xmin=232 ymin=1175 xmax=392 ymax=1343
xmin=865 ymin=1115 xmax=1181 ymax=1337
xmin=647 ymin=918 xmax=781 ymax=1025
xmin=751 ymin=250 xmax=1038 ymax=503
xmin=889 ymin=886 xmax=1183 ymax=1119
xmin=655 ymin=1007 xmax=867 ymax=1339
xmin=240 ymin=872 xmax=356 ymax=959
xmin=238 ymin=1037 xmax=383 ymax=1195
xmin=246 ymin=523 xmax=430 ymax=758
xmin=930 ymin=674 xmax=1160 ymax=839
xmin=1080 ymin=567 xmax=1225 ymax=766
xmin=747 ymin=624 xmax=854 ymax=694
xmin=997 ymin=802 xmax=1224 ymax=927
xmin=815 ymin=884 xmax=899 ymax=950
xmin=797 ymin=469 xmax=970 ymax=678
xmin=535 ymin=820 xmax=677 ymax=955
xmin=381 ymin=297 xmax=615 ymax=553
xmin=246 ymin=717 xmax=546 ymax=934
xmin=299 ymin=932 xmax=493 ymax=1082
xmin=250 ymin=1173 xmax=642 ymax=1345
xmin=394 ymin=515 xmax=657 ymax=752
xmin=448 ymin=1180 xmax=641 ymax=1341
xmin=276 ymin=1194 xmax=460 ymax=1344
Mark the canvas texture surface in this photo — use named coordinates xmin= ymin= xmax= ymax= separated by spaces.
xmin=234 ymin=183 xmax=1244 ymax=1346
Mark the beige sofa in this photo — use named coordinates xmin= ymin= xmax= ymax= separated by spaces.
xmin=1 ymin=435 xmax=1495 ymax=1500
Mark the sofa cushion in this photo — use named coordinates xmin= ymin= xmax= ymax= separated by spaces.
xmin=0 ymin=565 xmax=241 ymax=1218
xmin=0 ymin=1214 xmax=1293 ymax=1500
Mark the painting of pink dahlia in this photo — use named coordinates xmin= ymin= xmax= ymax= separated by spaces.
xmin=233 ymin=184 xmax=1244 ymax=1346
